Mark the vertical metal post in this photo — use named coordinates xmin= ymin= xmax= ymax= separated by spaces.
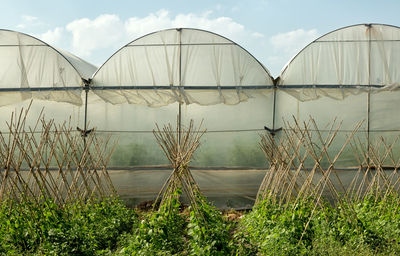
xmin=270 ymin=80 xmax=278 ymax=164
xmin=178 ymin=102 xmax=182 ymax=143
xmin=272 ymin=85 xmax=277 ymax=134
xmin=367 ymin=24 xmax=372 ymax=164
xmin=83 ymin=80 xmax=90 ymax=148
xmin=177 ymin=28 xmax=182 ymax=144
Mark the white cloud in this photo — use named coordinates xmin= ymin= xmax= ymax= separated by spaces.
xmin=11 ymin=10 xmax=266 ymax=68
xmin=270 ymin=28 xmax=319 ymax=56
xmin=38 ymin=27 xmax=64 ymax=45
xmin=22 ymin=15 xmax=39 ymax=22
xmin=66 ymin=14 xmax=125 ymax=57
xmin=252 ymin=32 xmax=265 ymax=38
xmin=267 ymin=29 xmax=319 ymax=75
xmin=62 ymin=10 xmax=263 ymax=61
xmin=124 ymin=10 xmax=247 ymax=43
xmin=124 ymin=9 xmax=173 ymax=39
xmin=17 ymin=15 xmax=42 ymax=29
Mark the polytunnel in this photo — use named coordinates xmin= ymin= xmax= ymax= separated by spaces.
xmin=276 ymin=23 xmax=400 ymax=167
xmin=5 ymin=24 xmax=400 ymax=208
xmin=89 ymin=28 xmax=275 ymax=207
xmin=0 ymin=29 xmax=97 ymax=130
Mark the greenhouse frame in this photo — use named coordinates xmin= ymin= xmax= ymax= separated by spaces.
xmin=0 ymin=23 xmax=400 ymax=207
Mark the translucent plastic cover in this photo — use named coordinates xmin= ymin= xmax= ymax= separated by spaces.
xmin=0 ymin=30 xmax=97 ymax=106
xmin=91 ymin=28 xmax=273 ymax=106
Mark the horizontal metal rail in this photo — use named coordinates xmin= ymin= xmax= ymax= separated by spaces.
xmin=0 ymin=84 xmax=388 ymax=92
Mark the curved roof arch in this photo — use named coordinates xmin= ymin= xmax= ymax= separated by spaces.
xmin=278 ymin=23 xmax=400 ymax=91
xmin=90 ymin=28 xmax=273 ymax=106
xmin=0 ymin=29 xmax=97 ymax=105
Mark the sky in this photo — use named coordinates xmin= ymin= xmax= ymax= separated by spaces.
xmin=1 ymin=0 xmax=400 ymax=77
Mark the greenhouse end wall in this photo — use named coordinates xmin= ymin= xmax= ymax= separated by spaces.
xmin=2 ymin=24 xmax=400 ymax=208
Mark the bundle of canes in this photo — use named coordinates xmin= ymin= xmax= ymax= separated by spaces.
xmin=257 ymin=116 xmax=363 ymax=207
xmin=0 ymin=102 xmax=116 ymax=207
xmin=153 ymin=119 xmax=206 ymax=218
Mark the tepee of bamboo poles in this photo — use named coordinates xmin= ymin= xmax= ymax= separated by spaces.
xmin=257 ymin=116 xmax=400 ymax=245
xmin=258 ymin=116 xmax=400 ymax=206
xmin=0 ymin=103 xmax=116 ymax=206
xmin=153 ymin=119 xmax=206 ymax=215
xmin=257 ymin=117 xmax=364 ymax=206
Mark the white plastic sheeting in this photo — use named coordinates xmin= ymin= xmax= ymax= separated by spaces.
xmin=275 ymin=24 xmax=400 ymax=167
xmin=278 ymin=24 xmax=400 ymax=101
xmin=3 ymin=25 xmax=400 ymax=207
xmin=3 ymin=24 xmax=400 ymax=169
xmin=91 ymin=28 xmax=274 ymax=106
xmin=0 ymin=30 xmax=97 ymax=106
xmin=86 ymin=89 xmax=272 ymax=168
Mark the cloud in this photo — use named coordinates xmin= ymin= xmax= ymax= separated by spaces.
xmin=17 ymin=15 xmax=43 ymax=29
xmin=22 ymin=15 xmax=39 ymax=23
xmin=252 ymin=32 xmax=265 ymax=38
xmin=124 ymin=9 xmax=173 ymax=39
xmin=66 ymin=14 xmax=125 ymax=57
xmin=124 ymin=10 xmax=247 ymax=43
xmin=270 ymin=28 xmax=319 ymax=56
xmin=38 ymin=27 xmax=64 ymax=45
xmin=267 ymin=29 xmax=319 ymax=75
xmin=62 ymin=10 xmax=263 ymax=61
xmin=13 ymin=10 xmax=265 ymax=67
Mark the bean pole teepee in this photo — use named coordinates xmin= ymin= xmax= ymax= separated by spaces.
xmin=153 ymin=119 xmax=207 ymax=217
xmin=0 ymin=102 xmax=116 ymax=207
xmin=257 ymin=116 xmax=400 ymax=244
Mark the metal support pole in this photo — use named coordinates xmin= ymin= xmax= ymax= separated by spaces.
xmin=367 ymin=24 xmax=372 ymax=165
xmin=270 ymin=80 xmax=279 ymax=164
xmin=272 ymin=85 xmax=277 ymax=135
xmin=84 ymin=87 xmax=89 ymax=147
xmin=82 ymin=79 xmax=91 ymax=148
xmin=178 ymin=102 xmax=182 ymax=143
xmin=177 ymin=28 xmax=182 ymax=144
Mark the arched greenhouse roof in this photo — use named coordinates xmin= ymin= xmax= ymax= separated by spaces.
xmin=0 ymin=29 xmax=97 ymax=106
xmin=91 ymin=28 xmax=274 ymax=107
xmin=277 ymin=24 xmax=400 ymax=101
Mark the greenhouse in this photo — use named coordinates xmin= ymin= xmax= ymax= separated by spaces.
xmin=0 ymin=29 xmax=96 ymax=131
xmin=277 ymin=23 xmax=400 ymax=167
xmin=0 ymin=24 xmax=400 ymax=208
xmin=87 ymin=28 xmax=275 ymax=207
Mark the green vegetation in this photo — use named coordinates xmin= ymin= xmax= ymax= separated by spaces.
xmin=1 ymin=194 xmax=400 ymax=255
xmin=235 ymin=193 xmax=400 ymax=255
xmin=186 ymin=195 xmax=232 ymax=255
xmin=111 ymin=143 xmax=167 ymax=166
xmin=0 ymin=198 xmax=137 ymax=256
xmin=235 ymin=198 xmax=315 ymax=255
xmin=118 ymin=192 xmax=186 ymax=255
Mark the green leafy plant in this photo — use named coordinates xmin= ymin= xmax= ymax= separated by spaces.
xmin=187 ymin=196 xmax=233 ymax=256
xmin=118 ymin=189 xmax=186 ymax=255
xmin=0 ymin=197 xmax=137 ymax=256
xmin=235 ymin=198 xmax=315 ymax=256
